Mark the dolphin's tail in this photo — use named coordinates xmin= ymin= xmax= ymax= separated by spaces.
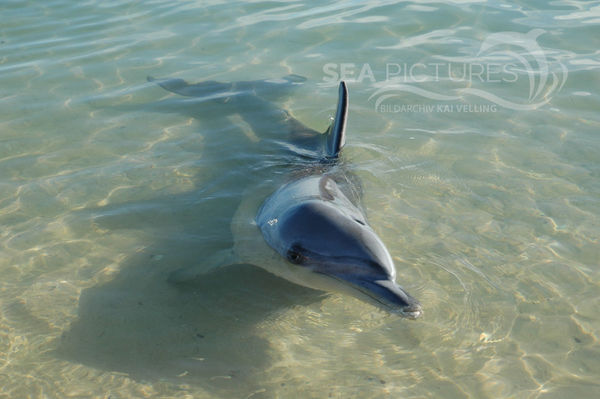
xmin=325 ymin=81 xmax=348 ymax=158
xmin=147 ymin=76 xmax=232 ymax=98
xmin=147 ymin=74 xmax=307 ymax=100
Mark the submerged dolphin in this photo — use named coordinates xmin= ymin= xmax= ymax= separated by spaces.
xmin=151 ymin=76 xmax=421 ymax=319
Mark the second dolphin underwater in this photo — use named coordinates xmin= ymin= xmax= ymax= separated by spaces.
xmin=150 ymin=76 xmax=422 ymax=319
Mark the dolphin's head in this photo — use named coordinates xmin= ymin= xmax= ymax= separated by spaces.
xmin=259 ymin=197 xmax=422 ymax=319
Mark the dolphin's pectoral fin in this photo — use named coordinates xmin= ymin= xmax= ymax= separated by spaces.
xmin=324 ymin=82 xmax=348 ymax=158
xmin=167 ymin=248 xmax=240 ymax=284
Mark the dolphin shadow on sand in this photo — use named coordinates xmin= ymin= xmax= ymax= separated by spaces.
xmin=55 ymin=75 xmax=332 ymax=393
xmin=56 ymin=74 xmax=420 ymax=393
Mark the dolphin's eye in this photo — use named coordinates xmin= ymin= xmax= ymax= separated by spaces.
xmin=354 ymin=218 xmax=365 ymax=226
xmin=286 ymin=248 xmax=305 ymax=265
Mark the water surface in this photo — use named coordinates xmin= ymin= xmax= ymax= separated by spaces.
xmin=1 ymin=1 xmax=599 ymax=398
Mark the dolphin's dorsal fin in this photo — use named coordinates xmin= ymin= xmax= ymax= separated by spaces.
xmin=325 ymin=81 xmax=348 ymax=158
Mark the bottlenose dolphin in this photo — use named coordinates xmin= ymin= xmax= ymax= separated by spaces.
xmin=150 ymin=76 xmax=421 ymax=319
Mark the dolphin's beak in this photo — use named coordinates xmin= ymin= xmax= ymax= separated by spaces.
xmin=346 ymin=276 xmax=423 ymax=319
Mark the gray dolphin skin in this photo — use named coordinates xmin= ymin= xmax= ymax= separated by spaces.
xmin=151 ymin=75 xmax=421 ymax=319
xmin=255 ymin=82 xmax=422 ymax=319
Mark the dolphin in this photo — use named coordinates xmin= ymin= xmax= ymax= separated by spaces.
xmin=151 ymin=76 xmax=422 ymax=319
xmin=252 ymin=83 xmax=421 ymax=319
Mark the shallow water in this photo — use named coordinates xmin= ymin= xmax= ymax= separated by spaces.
xmin=1 ymin=0 xmax=599 ymax=398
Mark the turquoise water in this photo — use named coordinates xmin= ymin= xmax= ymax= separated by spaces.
xmin=1 ymin=0 xmax=599 ymax=398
